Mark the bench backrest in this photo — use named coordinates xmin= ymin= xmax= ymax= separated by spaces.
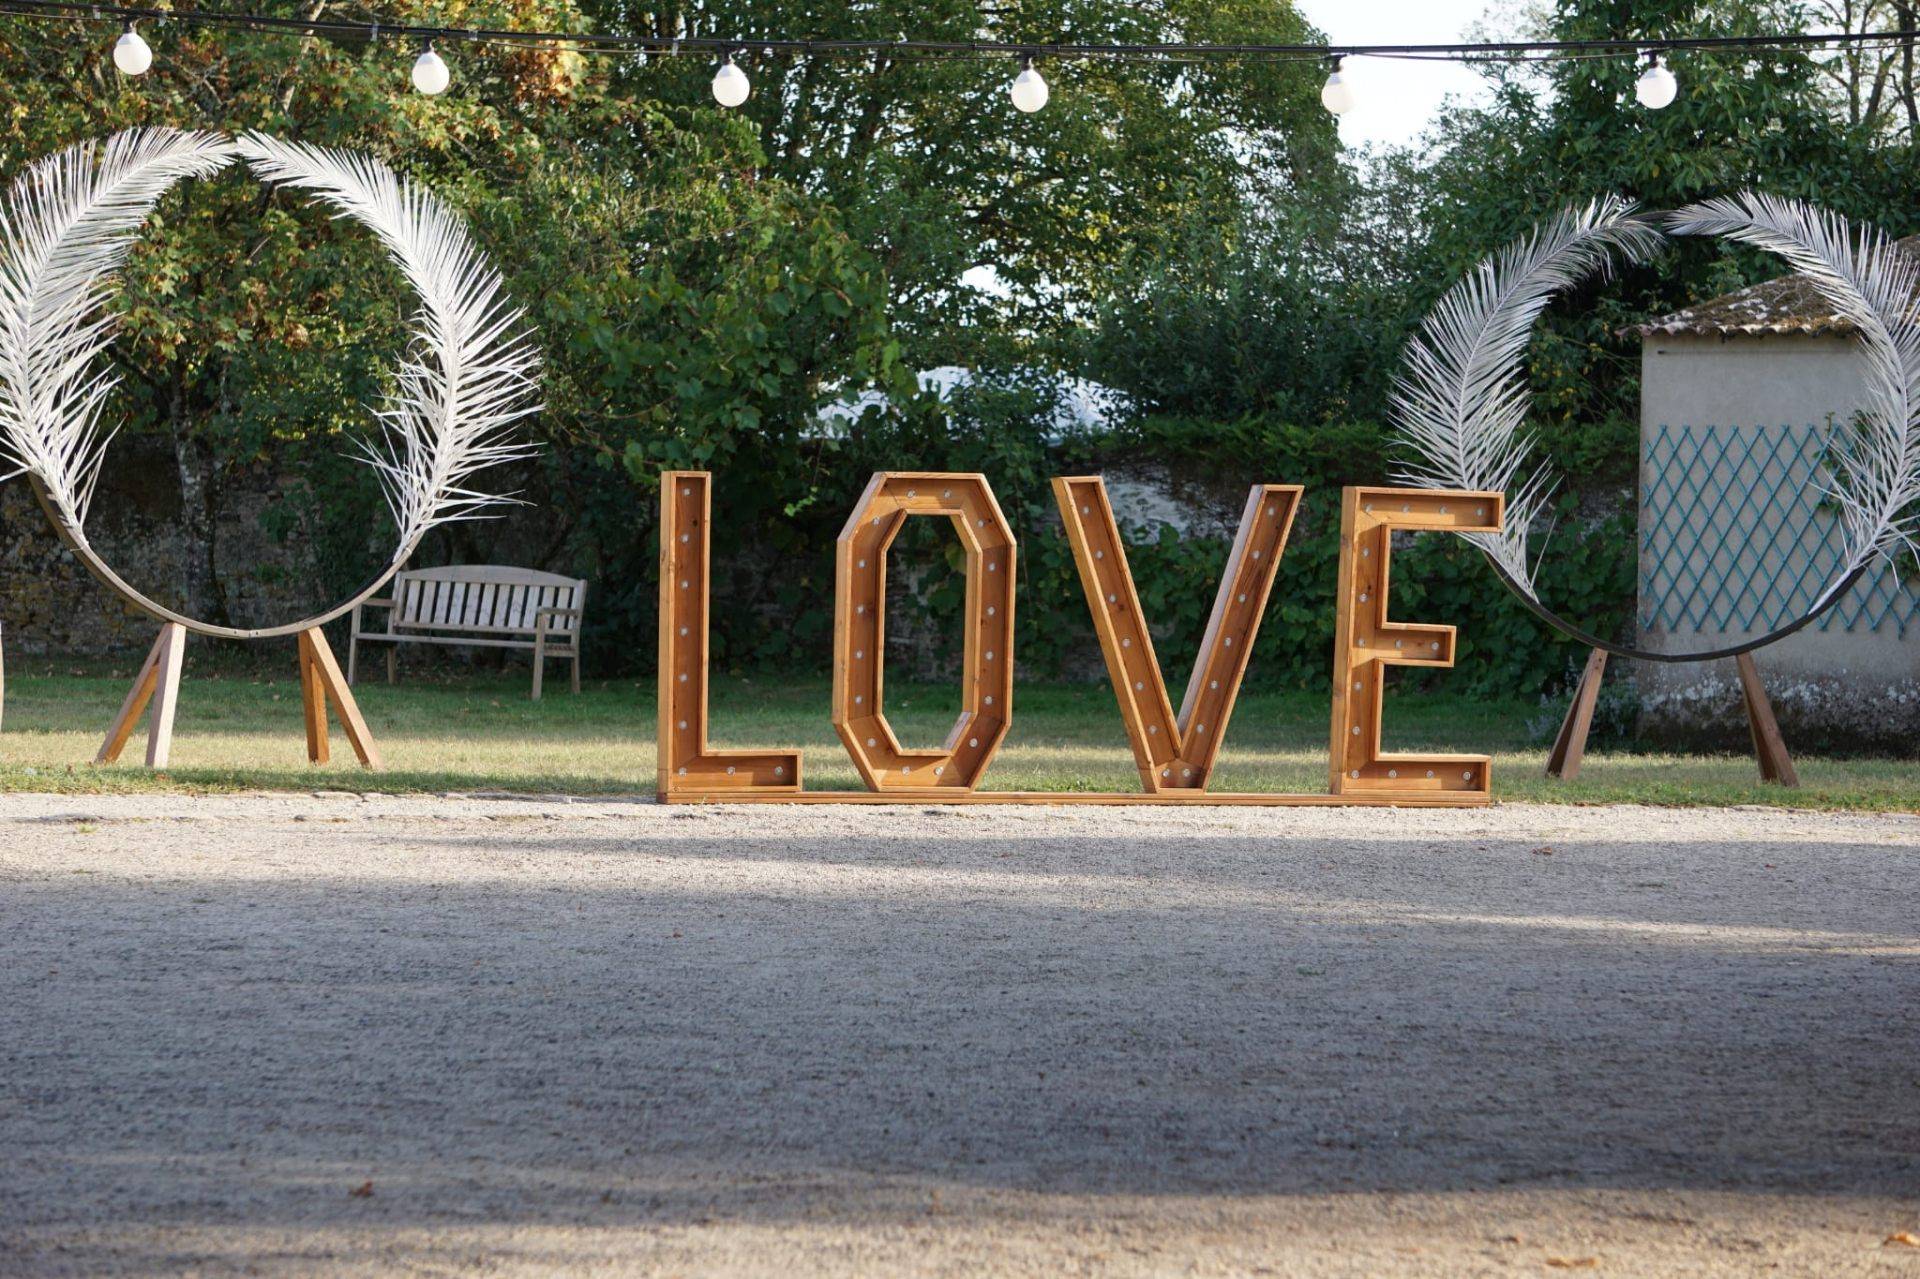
xmin=391 ymin=565 xmax=586 ymax=635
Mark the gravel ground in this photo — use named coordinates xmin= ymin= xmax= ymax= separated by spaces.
xmin=1 ymin=793 xmax=1917 ymax=1277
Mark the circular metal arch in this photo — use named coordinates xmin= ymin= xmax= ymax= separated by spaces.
xmin=7 ymin=130 xmax=535 ymax=645
xmin=1395 ymin=199 xmax=1897 ymax=667
xmin=1484 ymin=557 xmax=1867 ymax=664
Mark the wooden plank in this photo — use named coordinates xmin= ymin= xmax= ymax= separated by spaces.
xmin=1328 ymin=488 xmax=1503 ymax=799
xmin=303 ymin=626 xmax=381 ymax=769
xmin=96 ymin=626 xmax=168 ymax=764
xmin=1053 ymin=476 xmax=1301 ymax=791
xmin=570 ymin=582 xmax=586 ymax=695
xmin=143 ymin=622 xmax=187 ymax=769
xmin=298 ymin=630 xmax=330 ymax=764
xmin=1736 ymin=651 xmax=1799 ymax=787
xmin=1545 ymin=648 xmax=1609 ymax=780
xmin=350 ymin=633 xmax=558 ymax=652
xmin=662 ymin=790 xmax=1490 ymax=807
xmin=657 ymin=472 xmax=801 ymax=798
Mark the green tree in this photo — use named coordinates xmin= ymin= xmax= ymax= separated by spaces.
xmin=596 ymin=0 xmax=1340 ymax=355
xmin=0 ymin=4 xmax=900 ymax=649
xmin=1378 ymin=0 xmax=1909 ymax=432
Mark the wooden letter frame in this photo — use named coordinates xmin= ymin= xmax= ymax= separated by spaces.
xmin=657 ymin=471 xmax=803 ymax=798
xmin=832 ymin=472 xmax=1016 ymax=791
xmin=1054 ymin=477 xmax=1302 ymax=791
xmin=1329 ymin=486 xmax=1504 ymax=799
xmin=657 ymin=471 xmax=1499 ymax=807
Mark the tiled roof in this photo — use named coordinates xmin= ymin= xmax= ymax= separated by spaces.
xmin=1633 ymin=234 xmax=1920 ymax=338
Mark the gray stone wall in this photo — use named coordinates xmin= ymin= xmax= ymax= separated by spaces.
xmin=0 ymin=439 xmax=324 ymax=655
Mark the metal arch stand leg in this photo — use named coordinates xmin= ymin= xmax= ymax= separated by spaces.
xmin=1735 ymin=651 xmax=1799 ymax=787
xmin=1546 ymin=648 xmax=1608 ymax=781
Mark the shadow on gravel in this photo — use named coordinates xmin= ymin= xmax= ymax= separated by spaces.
xmin=4 ymin=827 xmax=1916 ymax=1264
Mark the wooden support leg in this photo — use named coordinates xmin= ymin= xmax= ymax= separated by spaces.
xmin=299 ymin=627 xmax=382 ymax=769
xmin=531 ymin=629 xmax=546 ymax=702
xmin=571 ymin=644 xmax=581 ymax=695
xmin=97 ymin=624 xmax=186 ymax=767
xmin=298 ymin=631 xmax=331 ymax=765
xmin=1736 ymin=651 xmax=1799 ymax=787
xmin=386 ymin=646 xmax=397 ymax=685
xmin=97 ymin=628 xmax=166 ymax=763
xmin=143 ymin=624 xmax=186 ymax=769
xmin=1545 ymin=648 xmax=1609 ymax=781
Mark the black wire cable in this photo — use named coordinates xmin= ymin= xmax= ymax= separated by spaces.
xmin=0 ymin=0 xmax=1913 ymax=65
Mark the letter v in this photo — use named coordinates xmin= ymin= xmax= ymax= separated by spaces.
xmin=1052 ymin=477 xmax=1302 ymax=792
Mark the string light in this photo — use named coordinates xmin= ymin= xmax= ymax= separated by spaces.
xmin=17 ymin=0 xmax=1903 ymax=110
xmin=1010 ymin=55 xmax=1048 ymax=112
xmin=1320 ymin=56 xmax=1356 ymax=115
xmin=1635 ymin=53 xmax=1678 ymax=109
xmin=410 ymin=41 xmax=450 ymax=94
xmin=712 ymin=52 xmax=750 ymax=107
xmin=111 ymin=21 xmax=151 ymax=75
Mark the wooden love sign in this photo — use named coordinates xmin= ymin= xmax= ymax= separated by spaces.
xmin=658 ymin=471 xmax=1503 ymax=806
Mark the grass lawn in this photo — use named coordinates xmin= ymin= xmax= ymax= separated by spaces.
xmin=0 ymin=658 xmax=1915 ymax=810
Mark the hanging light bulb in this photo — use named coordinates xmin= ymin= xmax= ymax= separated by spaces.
xmin=1010 ymin=55 xmax=1049 ymax=113
xmin=712 ymin=53 xmax=750 ymax=107
xmin=112 ymin=22 xmax=152 ymax=76
xmin=1320 ymin=55 xmax=1356 ymax=115
xmin=1635 ymin=52 xmax=1677 ymax=109
xmin=411 ymin=41 xmax=450 ymax=95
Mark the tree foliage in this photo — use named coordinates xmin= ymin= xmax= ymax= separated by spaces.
xmin=2 ymin=0 xmax=1915 ymax=701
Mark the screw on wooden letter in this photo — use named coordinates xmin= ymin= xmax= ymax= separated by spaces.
xmin=1329 ymin=487 xmax=1504 ymax=799
xmin=656 ymin=472 xmax=803 ymax=798
xmin=1054 ymin=477 xmax=1302 ymax=791
xmin=832 ymin=473 xmax=1017 ymax=791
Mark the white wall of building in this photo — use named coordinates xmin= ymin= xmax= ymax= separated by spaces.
xmin=1636 ymin=333 xmax=1919 ymax=700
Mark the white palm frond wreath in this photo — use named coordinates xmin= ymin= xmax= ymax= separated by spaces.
xmin=1667 ymin=193 xmax=1920 ymax=597
xmin=1388 ymin=196 xmax=1665 ymax=597
xmin=0 ymin=126 xmax=540 ymax=578
xmin=0 ymin=128 xmax=236 ymax=537
xmin=235 ymin=132 xmax=540 ymax=549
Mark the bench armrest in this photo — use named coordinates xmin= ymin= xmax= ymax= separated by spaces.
xmin=350 ymin=596 xmax=396 ymax=638
xmin=534 ymin=606 xmax=582 ymax=629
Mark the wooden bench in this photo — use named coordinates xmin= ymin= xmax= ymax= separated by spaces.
xmin=348 ymin=565 xmax=587 ymax=699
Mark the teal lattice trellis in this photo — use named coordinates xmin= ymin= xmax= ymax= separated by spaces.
xmin=1639 ymin=422 xmax=1919 ymax=637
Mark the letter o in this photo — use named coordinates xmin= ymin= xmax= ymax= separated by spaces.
xmin=833 ymin=473 xmax=1015 ymax=790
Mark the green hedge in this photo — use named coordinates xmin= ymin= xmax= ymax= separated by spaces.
xmin=657 ymin=396 xmax=1638 ymax=700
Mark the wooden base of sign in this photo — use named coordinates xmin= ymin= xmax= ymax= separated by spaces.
xmin=659 ymin=790 xmax=1490 ymax=806
xmin=97 ymin=624 xmax=380 ymax=770
xmin=97 ymin=622 xmax=187 ymax=768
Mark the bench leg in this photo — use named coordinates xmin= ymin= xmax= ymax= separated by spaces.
xmin=532 ymin=630 xmax=546 ymax=701
xmin=386 ymin=646 xmax=397 ymax=685
xmin=571 ymin=638 xmax=581 ymax=694
xmin=347 ymin=633 xmax=359 ymax=685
